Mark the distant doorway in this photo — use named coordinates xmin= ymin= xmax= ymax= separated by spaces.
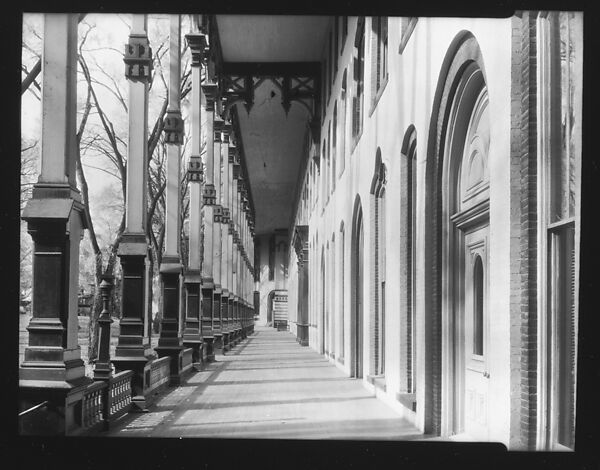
xmin=350 ymin=197 xmax=364 ymax=378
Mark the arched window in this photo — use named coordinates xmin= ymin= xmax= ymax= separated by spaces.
xmin=352 ymin=17 xmax=365 ymax=142
xmin=401 ymin=126 xmax=417 ymax=394
xmin=321 ymin=139 xmax=327 ymax=208
xmin=332 ymin=101 xmax=337 ymax=188
xmin=340 ymin=69 xmax=348 ymax=176
xmin=472 ymin=255 xmax=484 ymax=356
xmin=317 ymin=246 xmax=327 ymax=354
xmin=370 ymin=151 xmax=386 ymax=377
xmin=371 ymin=16 xmax=388 ymax=106
xmin=350 ymin=196 xmax=364 ymax=378
xmin=328 ymin=30 xmax=333 ymax=98
xmin=330 ymin=233 xmax=336 ymax=358
xmin=328 ymin=121 xmax=333 ymax=197
xmin=339 ymin=221 xmax=345 ymax=363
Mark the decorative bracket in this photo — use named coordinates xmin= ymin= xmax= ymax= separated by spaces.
xmin=219 ymin=62 xmax=320 ymax=123
xmin=220 ymin=75 xmax=256 ymax=118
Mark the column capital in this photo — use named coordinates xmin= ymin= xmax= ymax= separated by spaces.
xmin=202 ymin=83 xmax=218 ymax=111
xmin=124 ymin=33 xmax=153 ymax=82
xmin=203 ymin=184 xmax=217 ymax=205
xmin=185 ymin=33 xmax=207 ymax=67
xmin=222 ymin=121 xmax=233 ymax=143
xmin=214 ymin=116 xmax=224 ymax=142
xmin=163 ymin=109 xmax=184 ymax=144
xmin=228 ymin=144 xmax=237 ymax=163
xmin=188 ymin=155 xmax=204 ymax=183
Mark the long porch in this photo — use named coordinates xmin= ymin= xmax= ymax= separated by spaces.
xmin=105 ymin=325 xmax=424 ymax=439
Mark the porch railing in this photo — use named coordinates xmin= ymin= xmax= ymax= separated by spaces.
xmin=106 ymin=370 xmax=133 ymax=424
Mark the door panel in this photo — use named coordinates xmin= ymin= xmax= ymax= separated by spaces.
xmin=463 ymin=224 xmax=489 ymax=439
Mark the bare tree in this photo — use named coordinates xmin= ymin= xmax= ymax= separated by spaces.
xmin=21 ymin=14 xmax=195 ymax=364
xmin=77 ymin=18 xmax=193 ymax=362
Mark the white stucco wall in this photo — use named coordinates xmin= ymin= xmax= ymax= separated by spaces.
xmin=293 ymin=15 xmax=513 ymax=445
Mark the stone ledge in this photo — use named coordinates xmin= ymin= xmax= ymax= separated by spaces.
xmin=396 ymin=392 xmax=417 ymax=412
xmin=367 ymin=374 xmax=386 ymax=392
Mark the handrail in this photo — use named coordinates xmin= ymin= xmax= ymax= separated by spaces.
xmin=19 ymin=401 xmax=49 ymax=417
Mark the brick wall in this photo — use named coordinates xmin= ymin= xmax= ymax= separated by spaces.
xmin=510 ymin=11 xmax=538 ymax=450
xmin=369 ymin=194 xmax=378 ymax=375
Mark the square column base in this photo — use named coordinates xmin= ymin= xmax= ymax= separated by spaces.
xmin=297 ymin=324 xmax=309 ymax=346
xmin=19 ymin=375 xmax=92 ymax=436
xmin=154 ymin=346 xmax=186 ymax=386
xmin=182 ymin=339 xmax=203 ymax=369
xmin=222 ymin=331 xmax=231 ymax=351
xmin=203 ymin=337 xmax=215 ymax=362
xmin=213 ymin=333 xmax=225 ymax=354
xmin=112 ymin=357 xmax=162 ymax=411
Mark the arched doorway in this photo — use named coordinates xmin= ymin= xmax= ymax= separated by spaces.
xmin=444 ymin=76 xmax=490 ymax=440
xmin=426 ymin=31 xmax=491 ymax=438
xmin=350 ymin=196 xmax=364 ymax=378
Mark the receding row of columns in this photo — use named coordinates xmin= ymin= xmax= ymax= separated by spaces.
xmin=19 ymin=14 xmax=257 ymax=418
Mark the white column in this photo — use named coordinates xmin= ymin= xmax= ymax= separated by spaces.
xmin=21 ymin=14 xmax=86 ymax=384
xmin=212 ymin=119 xmax=223 ymax=288
xmin=187 ymin=35 xmax=203 ymax=271
xmin=228 ymin=145 xmax=236 ymax=299
xmin=39 ymin=14 xmax=77 ymax=186
xmin=163 ymin=14 xmax=182 ymax=259
xmin=201 ymin=84 xmax=217 ymax=281
xmin=124 ymin=14 xmax=150 ymax=234
xmin=221 ymin=127 xmax=231 ymax=293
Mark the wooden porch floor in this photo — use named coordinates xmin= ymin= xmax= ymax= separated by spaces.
xmin=106 ymin=326 xmax=425 ymax=440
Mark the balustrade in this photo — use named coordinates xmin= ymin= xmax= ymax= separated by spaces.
xmin=74 ymin=381 xmax=106 ymax=435
xmin=106 ymin=371 xmax=134 ymax=424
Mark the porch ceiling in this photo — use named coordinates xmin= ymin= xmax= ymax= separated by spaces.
xmin=214 ymin=15 xmax=330 ymax=236
xmin=215 ymin=15 xmax=330 ymax=62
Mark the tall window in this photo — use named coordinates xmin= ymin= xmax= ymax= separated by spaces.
xmin=473 ymin=255 xmax=484 ymax=356
xmin=342 ymin=16 xmax=348 ymax=50
xmin=329 ymin=30 xmax=334 ymax=94
xmin=352 ymin=17 xmax=365 ymax=140
xmin=339 ymin=223 xmax=345 ymax=362
xmin=309 ymin=160 xmax=314 ymax=209
xmin=333 ymin=101 xmax=338 ymax=184
xmin=402 ymin=126 xmax=417 ymax=393
xmin=334 ymin=17 xmax=339 ymax=73
xmin=321 ymin=140 xmax=327 ymax=208
xmin=321 ymin=59 xmax=326 ymax=120
xmin=340 ymin=70 xmax=347 ymax=175
xmin=326 ymin=131 xmax=331 ymax=201
xmin=372 ymin=16 xmax=388 ymax=95
xmin=538 ymin=11 xmax=582 ymax=451
xmin=331 ymin=233 xmax=336 ymax=357
xmin=329 ymin=121 xmax=335 ymax=194
xmin=370 ymin=153 xmax=386 ymax=376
